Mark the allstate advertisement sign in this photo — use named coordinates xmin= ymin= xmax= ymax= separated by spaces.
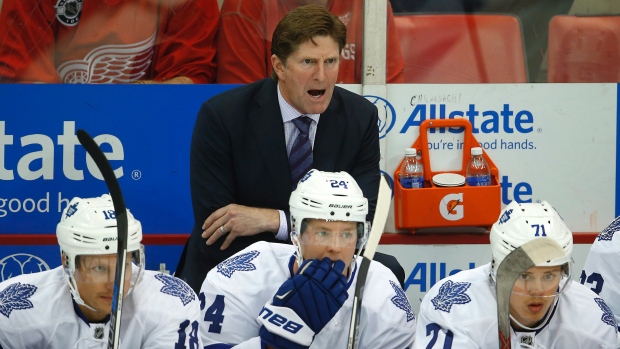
xmin=0 ymin=84 xmax=234 ymax=234
xmin=382 ymin=84 xmax=617 ymax=232
xmin=1 ymin=83 xmax=618 ymax=234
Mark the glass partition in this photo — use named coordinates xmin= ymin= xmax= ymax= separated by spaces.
xmin=0 ymin=0 xmax=618 ymax=84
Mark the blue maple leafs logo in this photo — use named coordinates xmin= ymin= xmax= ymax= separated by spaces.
xmin=65 ymin=203 xmax=79 ymax=219
xmin=389 ymin=280 xmax=415 ymax=322
xmin=598 ymin=217 xmax=620 ymax=241
xmin=0 ymin=282 xmax=37 ymax=318
xmin=595 ymin=297 xmax=617 ymax=328
xmin=431 ymin=280 xmax=472 ymax=313
xmin=499 ymin=209 xmax=513 ymax=224
xmin=216 ymin=250 xmax=260 ymax=278
xmin=154 ymin=274 xmax=195 ymax=306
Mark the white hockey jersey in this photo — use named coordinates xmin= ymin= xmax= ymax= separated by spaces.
xmin=0 ymin=267 xmax=202 ymax=349
xmin=414 ymin=263 xmax=618 ymax=349
xmin=582 ymin=216 xmax=620 ymax=331
xmin=199 ymin=241 xmax=416 ymax=349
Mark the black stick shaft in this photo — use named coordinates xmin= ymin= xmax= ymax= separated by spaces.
xmin=77 ymin=129 xmax=128 ymax=349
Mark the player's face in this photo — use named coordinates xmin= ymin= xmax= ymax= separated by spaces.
xmin=272 ymin=35 xmax=340 ymax=115
xmin=509 ymin=266 xmax=563 ymax=328
xmin=299 ymin=219 xmax=358 ymax=274
xmin=74 ymin=253 xmax=132 ymax=322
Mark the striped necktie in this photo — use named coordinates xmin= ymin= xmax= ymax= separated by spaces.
xmin=289 ymin=116 xmax=313 ymax=189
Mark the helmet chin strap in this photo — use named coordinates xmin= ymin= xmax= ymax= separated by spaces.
xmin=63 ymin=268 xmax=99 ymax=313
xmin=291 ymin=230 xmax=304 ymax=268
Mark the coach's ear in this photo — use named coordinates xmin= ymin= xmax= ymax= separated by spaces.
xmin=272 ymin=54 xmax=286 ymax=81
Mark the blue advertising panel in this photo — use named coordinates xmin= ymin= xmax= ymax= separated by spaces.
xmin=1 ymin=84 xmax=237 ymax=234
xmin=0 ymin=244 xmax=184 ymax=281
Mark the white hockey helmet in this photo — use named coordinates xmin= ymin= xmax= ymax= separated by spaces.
xmin=57 ymin=194 xmax=145 ymax=308
xmin=289 ymin=169 xmax=370 ymax=266
xmin=490 ymin=200 xmax=573 ymax=281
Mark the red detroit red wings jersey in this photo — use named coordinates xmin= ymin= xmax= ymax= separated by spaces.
xmin=0 ymin=0 xmax=218 ymax=83
xmin=216 ymin=0 xmax=404 ymax=84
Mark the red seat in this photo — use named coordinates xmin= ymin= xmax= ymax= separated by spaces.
xmin=394 ymin=14 xmax=528 ymax=83
xmin=548 ymin=15 xmax=620 ymax=83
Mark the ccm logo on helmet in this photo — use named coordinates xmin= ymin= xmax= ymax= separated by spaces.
xmin=329 ymin=204 xmax=352 ymax=209
xmin=103 ymin=237 xmax=118 ymax=242
xmin=259 ymin=307 xmax=304 ymax=334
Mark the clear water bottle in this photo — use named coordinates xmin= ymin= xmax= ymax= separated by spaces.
xmin=466 ymin=147 xmax=491 ymax=186
xmin=399 ymin=148 xmax=424 ymax=188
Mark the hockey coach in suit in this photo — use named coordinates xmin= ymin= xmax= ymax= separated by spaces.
xmin=176 ymin=5 xmax=404 ymax=293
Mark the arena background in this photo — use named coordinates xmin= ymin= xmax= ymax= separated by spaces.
xmin=0 ymin=82 xmax=616 ymax=312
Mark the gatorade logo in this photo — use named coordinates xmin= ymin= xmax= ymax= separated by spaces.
xmin=439 ymin=193 xmax=464 ymax=221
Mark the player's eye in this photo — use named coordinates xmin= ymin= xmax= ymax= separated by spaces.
xmin=316 ymin=230 xmax=328 ymax=238
xmin=93 ymin=265 xmax=107 ymax=272
xmin=341 ymin=231 xmax=353 ymax=240
xmin=519 ymin=273 xmax=532 ymax=281
xmin=542 ymin=273 xmax=556 ymax=281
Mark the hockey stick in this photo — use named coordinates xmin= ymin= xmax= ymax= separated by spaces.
xmin=77 ymin=129 xmax=128 ymax=349
xmin=495 ymin=237 xmax=565 ymax=349
xmin=347 ymin=174 xmax=392 ymax=349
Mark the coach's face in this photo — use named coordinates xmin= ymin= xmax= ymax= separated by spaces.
xmin=74 ymin=253 xmax=132 ymax=322
xmin=272 ymin=35 xmax=340 ymax=115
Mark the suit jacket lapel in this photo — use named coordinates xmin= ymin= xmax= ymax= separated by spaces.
xmin=249 ymin=79 xmax=293 ymax=203
xmin=314 ymin=90 xmax=344 ymax=171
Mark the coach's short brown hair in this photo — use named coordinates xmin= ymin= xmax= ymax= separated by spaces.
xmin=271 ymin=5 xmax=347 ymax=79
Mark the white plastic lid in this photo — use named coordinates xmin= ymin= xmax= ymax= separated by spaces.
xmin=405 ymin=148 xmax=417 ymax=156
xmin=433 ymin=173 xmax=466 ymax=187
xmin=471 ymin=147 xmax=483 ymax=156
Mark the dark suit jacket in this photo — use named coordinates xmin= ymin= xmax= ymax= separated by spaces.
xmin=179 ymin=78 xmax=380 ymax=291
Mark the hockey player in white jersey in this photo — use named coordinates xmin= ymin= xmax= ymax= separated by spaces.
xmin=414 ymin=201 xmax=618 ymax=349
xmin=0 ymin=194 xmax=202 ymax=349
xmin=198 ymin=169 xmax=415 ymax=349
xmin=581 ymin=216 xmax=620 ymax=332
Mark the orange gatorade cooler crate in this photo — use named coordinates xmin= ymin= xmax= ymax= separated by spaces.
xmin=393 ymin=118 xmax=501 ymax=232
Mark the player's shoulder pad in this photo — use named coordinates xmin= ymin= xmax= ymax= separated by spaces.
xmin=421 ymin=265 xmax=488 ymax=316
xmin=213 ymin=244 xmax=264 ymax=279
xmin=0 ymin=267 xmax=64 ymax=320
xmin=565 ymin=282 xmax=617 ymax=323
xmin=0 ymin=279 xmax=38 ymax=319
xmin=364 ymin=261 xmax=416 ymax=323
xmin=139 ymin=270 xmax=198 ymax=307
xmin=212 ymin=241 xmax=293 ymax=281
xmin=592 ymin=216 xmax=620 ymax=248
